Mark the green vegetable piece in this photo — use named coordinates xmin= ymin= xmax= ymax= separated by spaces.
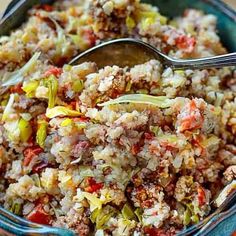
xmin=36 ymin=121 xmax=48 ymax=148
xmin=18 ymin=118 xmax=32 ymax=142
xmin=191 ymin=214 xmax=200 ymax=224
xmin=72 ymin=79 xmax=84 ymax=93
xmin=183 ymin=208 xmax=191 ymax=225
xmin=46 ymin=106 xmax=81 ymax=118
xmin=125 ymin=81 xmax=132 ymax=92
xmin=22 ymin=80 xmax=39 ymax=98
xmin=31 ymin=173 xmax=41 ymax=187
xmin=150 ymin=126 xmax=159 ymax=136
xmin=122 ymin=203 xmax=136 ymax=220
xmin=134 ymin=208 xmax=143 ymax=222
xmin=90 ymin=206 xmax=116 ymax=229
xmin=10 ymin=202 xmax=22 ymax=215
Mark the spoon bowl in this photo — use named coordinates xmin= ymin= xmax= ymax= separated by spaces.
xmin=69 ymin=38 xmax=236 ymax=69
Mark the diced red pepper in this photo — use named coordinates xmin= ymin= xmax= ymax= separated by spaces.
xmin=10 ymin=84 xmax=24 ymax=94
xmin=23 ymin=146 xmax=43 ymax=166
xmin=144 ymin=227 xmax=165 ymax=236
xmin=85 ymin=177 xmax=103 ymax=193
xmin=175 ymin=35 xmax=196 ymax=53
xmin=197 ymin=186 xmax=206 ymax=206
xmin=26 ymin=204 xmax=52 ymax=225
xmin=41 ymin=4 xmax=53 ymax=12
xmin=44 ymin=67 xmax=62 ymax=78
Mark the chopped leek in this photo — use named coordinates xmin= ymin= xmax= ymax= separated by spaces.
xmin=46 ymin=106 xmax=81 ymax=118
xmin=36 ymin=120 xmax=48 ymax=148
xmin=2 ymin=52 xmax=41 ymax=87
xmin=122 ymin=203 xmax=136 ymax=220
xmin=134 ymin=208 xmax=143 ymax=222
xmin=18 ymin=118 xmax=32 ymax=142
xmin=98 ymin=94 xmax=173 ymax=108
xmin=22 ymin=80 xmax=39 ymax=98
xmin=43 ymin=75 xmax=58 ymax=108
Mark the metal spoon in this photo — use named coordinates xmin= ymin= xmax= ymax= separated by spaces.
xmin=69 ymin=38 xmax=236 ymax=69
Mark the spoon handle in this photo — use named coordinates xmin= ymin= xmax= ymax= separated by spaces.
xmin=168 ymin=52 xmax=236 ymax=70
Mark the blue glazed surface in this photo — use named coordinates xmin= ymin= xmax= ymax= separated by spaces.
xmin=0 ymin=0 xmax=235 ymax=235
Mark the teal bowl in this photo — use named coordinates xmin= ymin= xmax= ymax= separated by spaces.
xmin=0 ymin=0 xmax=236 ymax=235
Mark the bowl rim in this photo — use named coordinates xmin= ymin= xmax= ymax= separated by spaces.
xmin=0 ymin=0 xmax=236 ymax=235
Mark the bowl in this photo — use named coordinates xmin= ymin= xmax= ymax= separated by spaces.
xmin=0 ymin=0 xmax=236 ymax=235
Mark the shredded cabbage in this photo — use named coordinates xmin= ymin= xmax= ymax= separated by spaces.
xmin=83 ymin=192 xmax=102 ymax=212
xmin=200 ymin=135 xmax=220 ymax=148
xmin=126 ymin=16 xmax=136 ymax=30
xmin=98 ymin=94 xmax=173 ymax=108
xmin=158 ymin=134 xmax=178 ymax=143
xmin=90 ymin=206 xmax=116 ymax=229
xmin=61 ymin=118 xmax=73 ymax=127
xmin=22 ymin=80 xmax=39 ymax=98
xmin=215 ymin=180 xmax=236 ymax=207
xmin=2 ymin=94 xmax=15 ymax=121
xmin=72 ymin=79 xmax=84 ymax=93
xmin=2 ymin=52 xmax=41 ymax=87
xmin=46 ymin=106 xmax=81 ymax=118
xmin=49 ymin=17 xmax=68 ymax=56
xmin=36 ymin=120 xmax=48 ymax=148
xmin=122 ymin=203 xmax=136 ymax=220
xmin=43 ymin=75 xmax=58 ymax=108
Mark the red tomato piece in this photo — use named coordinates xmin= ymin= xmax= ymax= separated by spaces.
xmin=175 ymin=35 xmax=196 ymax=53
xmin=179 ymin=100 xmax=204 ymax=132
xmin=10 ymin=84 xmax=24 ymax=94
xmin=197 ymin=186 xmax=206 ymax=206
xmin=23 ymin=146 xmax=43 ymax=166
xmin=44 ymin=67 xmax=62 ymax=78
xmin=26 ymin=204 xmax=52 ymax=225
xmin=144 ymin=227 xmax=165 ymax=236
xmin=41 ymin=4 xmax=53 ymax=12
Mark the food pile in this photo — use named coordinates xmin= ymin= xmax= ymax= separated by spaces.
xmin=0 ymin=0 xmax=235 ymax=235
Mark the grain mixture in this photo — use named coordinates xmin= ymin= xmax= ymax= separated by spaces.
xmin=0 ymin=0 xmax=235 ymax=235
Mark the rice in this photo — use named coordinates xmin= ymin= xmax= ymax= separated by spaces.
xmin=0 ymin=0 xmax=235 ymax=235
